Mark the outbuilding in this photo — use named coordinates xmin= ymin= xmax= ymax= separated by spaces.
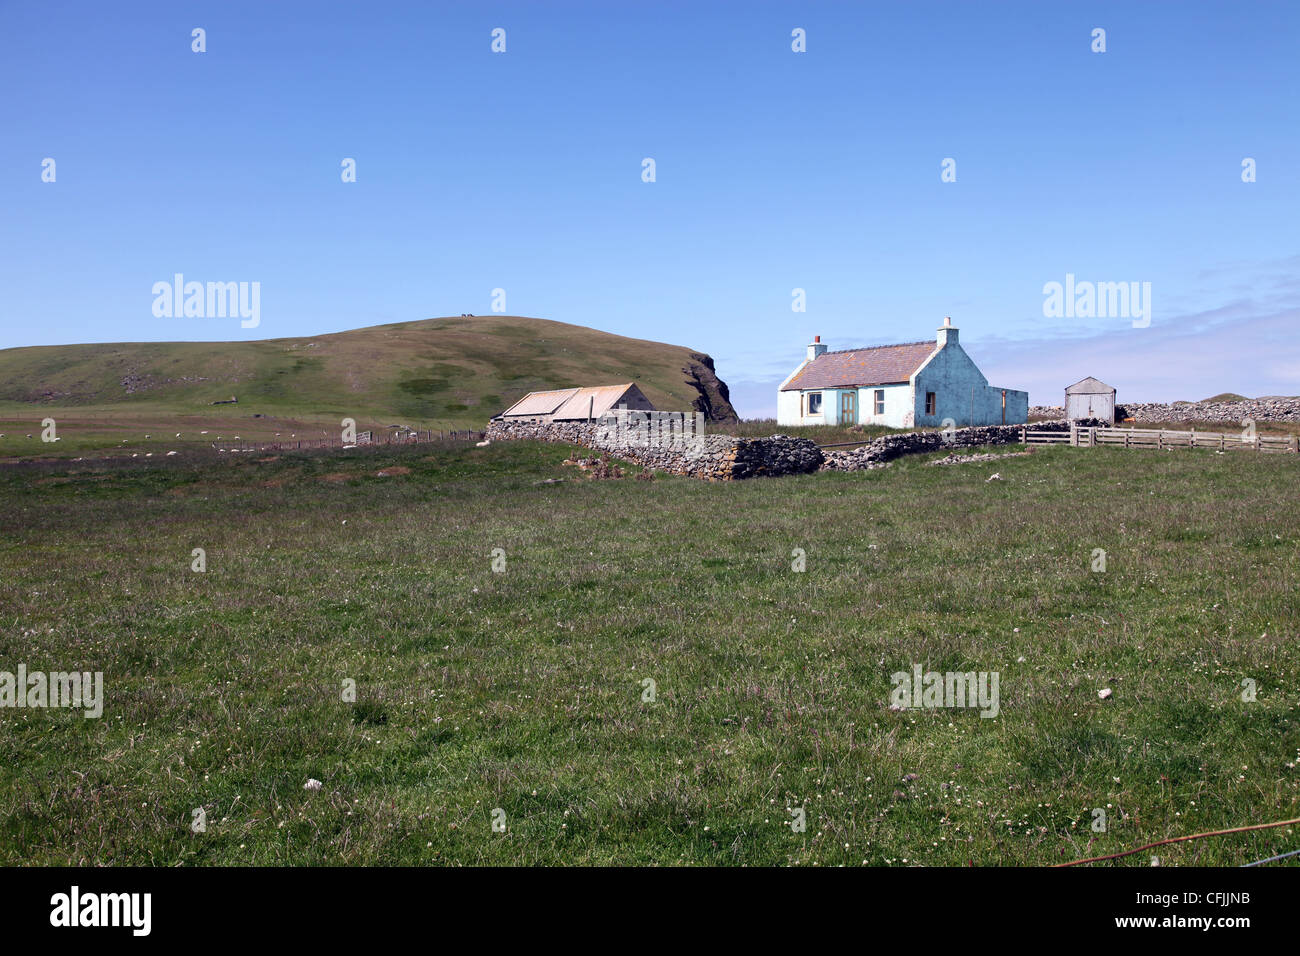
xmin=1064 ymin=377 xmax=1116 ymax=423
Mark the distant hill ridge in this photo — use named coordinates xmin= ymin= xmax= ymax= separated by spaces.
xmin=0 ymin=315 xmax=737 ymax=425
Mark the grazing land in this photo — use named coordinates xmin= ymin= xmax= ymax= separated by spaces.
xmin=1 ymin=440 xmax=1297 ymax=865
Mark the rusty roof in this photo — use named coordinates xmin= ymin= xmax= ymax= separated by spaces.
xmin=780 ymin=342 xmax=935 ymax=391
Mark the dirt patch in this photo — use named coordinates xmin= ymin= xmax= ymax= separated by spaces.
xmin=256 ymin=456 xmax=280 ymax=464
xmin=320 ymin=472 xmax=352 ymax=483
xmin=375 ymin=466 xmax=411 ymax=477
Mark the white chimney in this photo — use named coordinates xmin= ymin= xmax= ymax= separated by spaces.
xmin=937 ymin=316 xmax=958 ymax=347
xmin=807 ymin=334 xmax=827 ymax=363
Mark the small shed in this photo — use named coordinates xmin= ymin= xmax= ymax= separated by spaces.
xmin=1065 ymin=377 xmax=1116 ymax=423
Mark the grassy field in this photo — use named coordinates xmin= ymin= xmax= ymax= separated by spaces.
xmin=1 ymin=438 xmax=1297 ymax=865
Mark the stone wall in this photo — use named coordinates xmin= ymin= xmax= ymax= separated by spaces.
xmin=487 ymin=416 xmax=1082 ymax=479
xmin=1031 ymin=398 xmax=1300 ymax=423
xmin=820 ymin=421 xmax=1078 ymax=471
xmin=484 ymin=417 xmax=823 ymax=480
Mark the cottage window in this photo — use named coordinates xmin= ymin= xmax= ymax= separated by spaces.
xmin=925 ymin=392 xmax=936 ymax=416
xmin=807 ymin=392 xmax=822 ymax=414
xmin=874 ymin=389 xmax=885 ymax=415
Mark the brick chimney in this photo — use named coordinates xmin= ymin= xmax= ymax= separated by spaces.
xmin=807 ymin=334 xmax=827 ymax=363
xmin=937 ymin=316 xmax=958 ymax=347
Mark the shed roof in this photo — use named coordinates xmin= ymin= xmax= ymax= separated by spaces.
xmin=1065 ymin=377 xmax=1116 ymax=395
xmin=553 ymin=383 xmax=644 ymax=419
xmin=499 ymin=387 xmax=580 ymax=417
xmin=500 ymin=383 xmax=649 ymax=419
xmin=780 ymin=342 xmax=935 ymax=391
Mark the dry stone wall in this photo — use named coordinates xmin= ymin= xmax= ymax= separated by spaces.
xmin=484 ymin=417 xmax=823 ymax=480
xmin=487 ymin=417 xmax=1079 ymax=479
xmin=1031 ymin=398 xmax=1300 ymax=423
xmin=821 ymin=421 xmax=1078 ymax=471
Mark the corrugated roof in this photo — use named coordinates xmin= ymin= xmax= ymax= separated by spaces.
xmin=553 ymin=383 xmax=641 ymax=419
xmin=781 ymin=342 xmax=935 ymax=391
xmin=500 ymin=388 xmax=580 ymax=417
xmin=500 ymin=383 xmax=649 ymax=419
xmin=1065 ymin=377 xmax=1115 ymax=394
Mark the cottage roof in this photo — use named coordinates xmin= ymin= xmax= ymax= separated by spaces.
xmin=1065 ymin=377 xmax=1115 ymax=395
xmin=780 ymin=342 xmax=935 ymax=391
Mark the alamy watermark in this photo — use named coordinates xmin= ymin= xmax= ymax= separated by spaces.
xmin=595 ymin=405 xmax=706 ymax=457
xmin=1 ymin=665 xmax=103 ymax=718
xmin=152 ymin=274 xmax=260 ymax=328
xmin=1042 ymin=273 xmax=1151 ymax=328
xmin=890 ymin=664 xmax=999 ymax=718
xmin=50 ymin=886 xmax=150 ymax=936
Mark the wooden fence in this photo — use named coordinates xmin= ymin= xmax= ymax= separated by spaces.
xmin=211 ymin=429 xmax=486 ymax=454
xmin=1022 ymin=425 xmax=1298 ymax=454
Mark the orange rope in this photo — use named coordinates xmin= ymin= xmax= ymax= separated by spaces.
xmin=1055 ymin=816 xmax=1300 ymax=867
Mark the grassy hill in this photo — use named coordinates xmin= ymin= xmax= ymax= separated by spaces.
xmin=1200 ymin=393 xmax=1250 ymax=403
xmin=0 ymin=315 xmax=736 ymax=433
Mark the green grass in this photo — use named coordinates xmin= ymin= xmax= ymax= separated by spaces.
xmin=1 ymin=440 xmax=1297 ymax=865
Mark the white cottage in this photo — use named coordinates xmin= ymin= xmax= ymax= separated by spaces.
xmin=777 ymin=318 xmax=1028 ymax=428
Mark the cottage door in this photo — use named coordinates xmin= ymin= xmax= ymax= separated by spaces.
xmin=840 ymin=391 xmax=856 ymax=425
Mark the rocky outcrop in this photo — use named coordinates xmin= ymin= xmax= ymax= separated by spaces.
xmin=684 ymin=353 xmax=738 ymax=423
xmin=1031 ymin=398 xmax=1300 ymax=423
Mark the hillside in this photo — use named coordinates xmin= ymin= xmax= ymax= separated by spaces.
xmin=0 ymin=315 xmax=737 ymax=427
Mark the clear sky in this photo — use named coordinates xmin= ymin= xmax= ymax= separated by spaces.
xmin=2 ymin=1 xmax=1296 ymax=416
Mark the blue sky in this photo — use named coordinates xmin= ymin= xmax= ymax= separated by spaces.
xmin=2 ymin=1 xmax=1297 ymax=416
